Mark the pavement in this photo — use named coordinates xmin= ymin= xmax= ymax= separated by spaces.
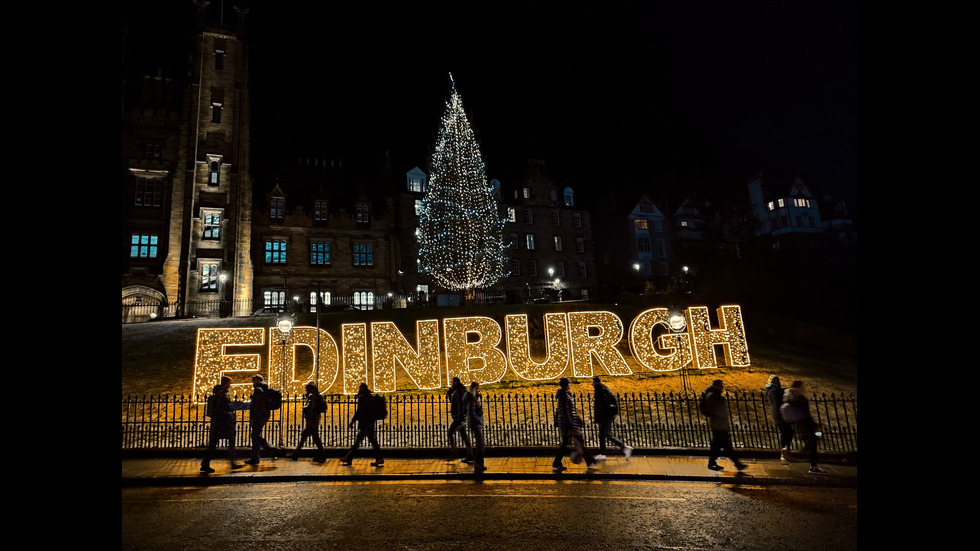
xmin=122 ymin=449 xmax=857 ymax=488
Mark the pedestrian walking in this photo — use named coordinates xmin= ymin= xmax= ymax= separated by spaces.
xmin=200 ymin=376 xmax=244 ymax=473
xmin=700 ymin=379 xmax=747 ymax=471
xmin=245 ymin=375 xmax=279 ymax=465
xmin=288 ymin=381 xmax=327 ymax=463
xmin=341 ymin=383 xmax=384 ymax=467
xmin=592 ymin=376 xmax=633 ymax=461
xmin=764 ymin=375 xmax=793 ymax=461
xmin=461 ymin=381 xmax=487 ymax=472
xmin=782 ymin=380 xmax=827 ymax=475
xmin=446 ymin=376 xmax=475 ymax=463
xmin=553 ymin=377 xmax=597 ymax=471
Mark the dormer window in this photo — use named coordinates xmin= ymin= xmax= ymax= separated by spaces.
xmin=356 ymin=203 xmax=370 ymax=223
xmin=314 ymin=200 xmax=329 ymax=222
xmin=270 ymin=197 xmax=284 ymax=221
xmin=563 ymin=187 xmax=574 ymax=206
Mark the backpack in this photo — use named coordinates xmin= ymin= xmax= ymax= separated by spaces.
xmin=604 ymin=388 xmax=619 ymax=417
xmin=205 ymin=394 xmax=217 ymax=418
xmin=266 ymin=387 xmax=283 ymax=411
xmin=699 ymin=391 xmax=711 ymax=416
xmin=313 ymin=393 xmax=327 ymax=414
xmin=372 ymin=394 xmax=388 ymax=421
xmin=780 ymin=402 xmax=804 ymax=423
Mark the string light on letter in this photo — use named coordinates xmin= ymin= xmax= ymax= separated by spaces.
xmin=193 ymin=328 xmax=265 ymax=402
xmin=342 ymin=323 xmax=369 ymax=394
xmin=267 ymin=327 xmax=341 ymax=396
xmin=567 ymin=311 xmax=632 ymax=378
xmin=627 ymin=308 xmax=693 ymax=372
xmin=686 ymin=305 xmax=751 ymax=369
xmin=505 ymin=313 xmax=570 ymax=380
xmin=370 ymin=320 xmax=442 ymax=392
xmin=444 ymin=316 xmax=508 ymax=385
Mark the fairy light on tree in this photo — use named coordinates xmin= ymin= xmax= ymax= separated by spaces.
xmin=417 ymin=74 xmax=507 ymax=301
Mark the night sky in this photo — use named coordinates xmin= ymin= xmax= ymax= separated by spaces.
xmin=124 ymin=0 xmax=858 ymax=211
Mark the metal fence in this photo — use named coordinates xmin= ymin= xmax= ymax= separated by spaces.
xmin=121 ymin=390 xmax=857 ymax=454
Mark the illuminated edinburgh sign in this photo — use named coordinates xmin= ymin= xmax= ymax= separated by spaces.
xmin=192 ymin=305 xmax=749 ymax=401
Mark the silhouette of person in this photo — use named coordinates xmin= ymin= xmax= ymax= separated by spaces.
xmin=245 ymin=375 xmax=277 ymax=465
xmin=553 ymin=377 xmax=596 ymax=471
xmin=446 ymin=377 xmax=475 ymax=463
xmin=201 ymin=376 xmax=243 ymax=473
xmin=592 ymin=376 xmax=632 ymax=460
xmin=288 ymin=381 xmax=326 ymax=463
xmin=784 ymin=380 xmax=827 ymax=475
xmin=342 ymin=383 xmax=384 ymax=467
xmin=765 ymin=375 xmax=793 ymax=461
xmin=462 ymin=381 xmax=487 ymax=472
xmin=701 ymin=379 xmax=747 ymax=471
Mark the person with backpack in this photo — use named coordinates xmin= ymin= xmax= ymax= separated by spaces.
xmin=245 ymin=375 xmax=280 ymax=465
xmin=201 ymin=376 xmax=244 ymax=473
xmin=341 ymin=383 xmax=384 ymax=467
xmin=288 ymin=381 xmax=327 ymax=463
xmin=592 ymin=376 xmax=633 ymax=461
xmin=764 ymin=375 xmax=793 ymax=461
xmin=461 ymin=381 xmax=487 ymax=472
xmin=783 ymin=380 xmax=827 ymax=475
xmin=700 ymin=379 xmax=747 ymax=472
xmin=446 ymin=377 xmax=475 ymax=463
xmin=553 ymin=377 xmax=597 ymax=471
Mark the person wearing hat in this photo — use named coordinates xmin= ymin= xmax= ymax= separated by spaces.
xmin=592 ymin=376 xmax=632 ymax=461
xmin=764 ymin=375 xmax=793 ymax=461
xmin=552 ymin=377 xmax=596 ymax=471
xmin=700 ymin=379 xmax=747 ymax=471
xmin=288 ymin=381 xmax=327 ymax=463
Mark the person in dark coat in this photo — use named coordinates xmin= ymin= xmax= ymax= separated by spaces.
xmin=701 ymin=379 xmax=747 ymax=471
xmin=783 ymin=381 xmax=827 ymax=475
xmin=592 ymin=376 xmax=632 ymax=460
xmin=245 ymin=375 xmax=278 ymax=465
xmin=201 ymin=376 xmax=244 ymax=473
xmin=553 ymin=378 xmax=596 ymax=471
xmin=765 ymin=375 xmax=793 ymax=461
xmin=342 ymin=383 xmax=384 ymax=467
xmin=288 ymin=381 xmax=327 ymax=463
xmin=461 ymin=381 xmax=487 ymax=472
xmin=446 ymin=377 xmax=475 ymax=463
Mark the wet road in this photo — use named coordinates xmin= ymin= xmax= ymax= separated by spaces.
xmin=123 ymin=479 xmax=857 ymax=550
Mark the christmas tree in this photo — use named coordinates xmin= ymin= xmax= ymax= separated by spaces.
xmin=417 ymin=75 xmax=507 ymax=297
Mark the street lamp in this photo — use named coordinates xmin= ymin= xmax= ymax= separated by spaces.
xmin=275 ymin=310 xmax=295 ymax=447
xmin=218 ymin=271 xmax=229 ymax=317
xmin=668 ymin=308 xmax=694 ymax=395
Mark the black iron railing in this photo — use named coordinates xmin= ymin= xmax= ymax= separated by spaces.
xmin=122 ymin=390 xmax=857 ymax=454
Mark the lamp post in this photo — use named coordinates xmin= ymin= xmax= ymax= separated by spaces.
xmin=218 ymin=271 xmax=229 ymax=317
xmin=275 ymin=310 xmax=295 ymax=447
xmin=668 ymin=309 xmax=694 ymax=395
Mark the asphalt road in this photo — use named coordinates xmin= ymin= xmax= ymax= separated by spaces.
xmin=122 ymin=479 xmax=857 ymax=550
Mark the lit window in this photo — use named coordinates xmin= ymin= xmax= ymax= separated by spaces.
xmin=564 ymin=188 xmax=574 ymax=206
xmin=680 ymin=220 xmax=689 ymax=227
xmin=209 ymin=161 xmax=220 ymax=185
xmin=507 ymin=207 xmax=516 ymax=223
xmin=264 ymin=290 xmax=285 ymax=309
xmin=408 ymin=176 xmax=423 ymax=192
xmin=270 ymin=197 xmax=284 ymax=220
xmin=526 ymin=234 xmax=535 ymax=250
xmin=200 ymin=261 xmax=219 ymax=291
xmin=130 ymin=233 xmax=159 ymax=258
xmin=311 ymin=241 xmax=331 ymax=265
xmin=265 ymin=240 xmax=287 ymax=264
xmin=354 ymin=243 xmax=373 ymax=266
xmin=353 ymin=291 xmax=375 ymax=311
xmin=202 ymin=210 xmax=221 ymax=240
xmin=778 ymin=198 xmax=785 ymax=208
xmin=523 ymin=187 xmax=531 ymax=199
xmin=635 ymin=219 xmax=648 ymax=230
xmin=310 ymin=291 xmax=331 ymax=313
xmin=768 ymin=201 xmax=775 ymax=211
xmin=554 ymin=236 xmax=563 ymax=252
xmin=415 ymin=199 xmax=423 ymax=216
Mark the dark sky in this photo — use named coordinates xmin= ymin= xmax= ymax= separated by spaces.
xmin=127 ymin=0 xmax=858 ymax=210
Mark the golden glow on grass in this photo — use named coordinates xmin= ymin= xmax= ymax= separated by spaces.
xmin=191 ymin=306 xmax=750 ymax=401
